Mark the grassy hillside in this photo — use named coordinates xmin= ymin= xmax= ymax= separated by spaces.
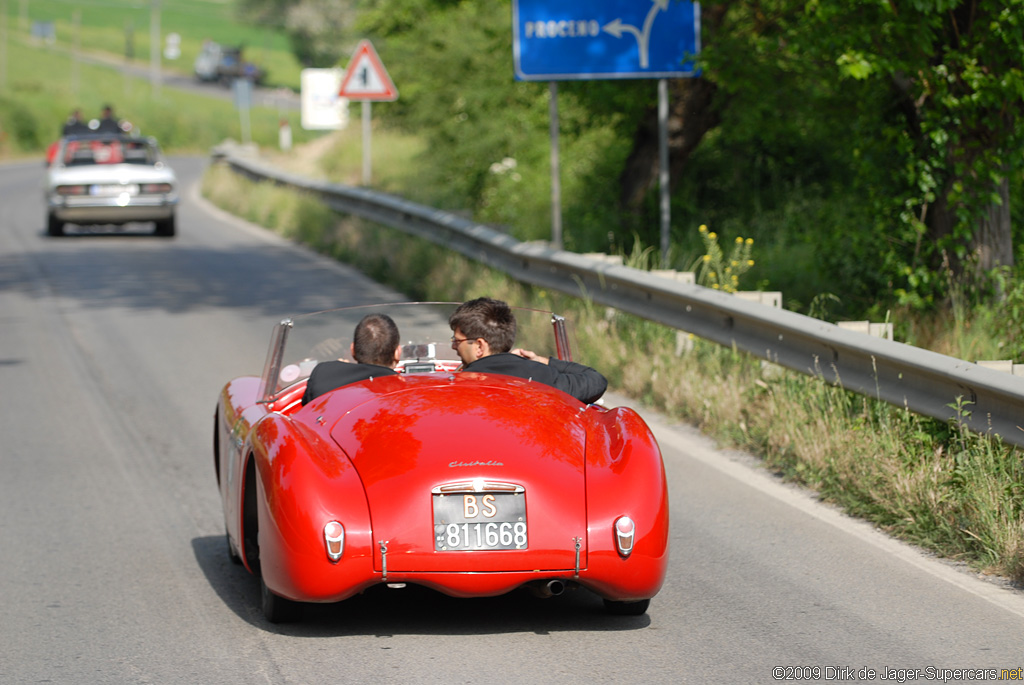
xmin=0 ymin=0 xmax=316 ymax=158
xmin=0 ymin=23 xmax=313 ymax=155
xmin=10 ymin=0 xmax=302 ymax=89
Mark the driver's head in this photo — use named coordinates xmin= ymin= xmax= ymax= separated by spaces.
xmin=351 ymin=313 xmax=401 ymax=367
xmin=449 ymin=297 xmax=516 ymax=360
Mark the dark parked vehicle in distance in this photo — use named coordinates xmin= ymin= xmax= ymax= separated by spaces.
xmin=194 ymin=41 xmax=266 ymax=86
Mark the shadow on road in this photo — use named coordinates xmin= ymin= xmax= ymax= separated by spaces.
xmin=4 ymin=239 xmax=395 ymax=317
xmin=191 ymin=535 xmax=653 ymax=636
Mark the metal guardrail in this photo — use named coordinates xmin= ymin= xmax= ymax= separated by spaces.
xmin=214 ymin=147 xmax=1024 ymax=448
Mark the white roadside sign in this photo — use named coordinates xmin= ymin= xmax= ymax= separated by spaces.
xmin=301 ymin=68 xmax=350 ymax=130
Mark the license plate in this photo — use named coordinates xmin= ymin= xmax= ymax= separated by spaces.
xmin=433 ymin=491 xmax=527 ymax=551
xmin=90 ymin=184 xmax=138 ymax=196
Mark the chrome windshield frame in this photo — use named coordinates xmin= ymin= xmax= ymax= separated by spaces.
xmin=552 ymin=314 xmax=572 ymax=362
xmin=257 ymin=318 xmax=293 ymax=403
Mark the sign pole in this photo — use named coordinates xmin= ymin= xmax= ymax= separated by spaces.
xmin=233 ymin=78 xmax=252 ymax=145
xmin=549 ymin=81 xmax=563 ymax=250
xmin=362 ymin=101 xmax=372 ymax=186
xmin=658 ymin=79 xmax=670 ymax=267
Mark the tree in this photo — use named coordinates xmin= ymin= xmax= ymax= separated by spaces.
xmin=620 ymin=0 xmax=1023 ymax=304
xmin=238 ymin=0 xmax=357 ymax=67
xmin=810 ymin=0 xmax=1023 ymax=287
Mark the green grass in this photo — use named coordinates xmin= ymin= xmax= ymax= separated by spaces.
xmin=306 ymin=126 xmax=430 ymax=198
xmin=0 ymin=32 xmax=317 ymax=155
xmin=6 ymin=0 xmax=303 ymax=89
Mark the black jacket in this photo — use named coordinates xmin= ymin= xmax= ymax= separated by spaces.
xmin=301 ymin=361 xmax=397 ymax=405
xmin=463 ymin=353 xmax=607 ymax=404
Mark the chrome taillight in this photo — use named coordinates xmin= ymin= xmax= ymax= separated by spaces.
xmin=56 ymin=185 xmax=88 ymax=196
xmin=614 ymin=516 xmax=635 ymax=558
xmin=324 ymin=521 xmax=345 ymax=562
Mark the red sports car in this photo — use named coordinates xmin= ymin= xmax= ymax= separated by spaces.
xmin=214 ymin=303 xmax=669 ymax=622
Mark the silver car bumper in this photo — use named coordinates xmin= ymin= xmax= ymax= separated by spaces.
xmin=48 ymin=195 xmax=177 ymax=224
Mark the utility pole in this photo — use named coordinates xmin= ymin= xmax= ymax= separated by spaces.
xmin=1 ymin=0 xmax=7 ymax=92
xmin=71 ymin=10 xmax=81 ymax=97
xmin=549 ymin=81 xmax=562 ymax=250
xmin=149 ymin=0 xmax=161 ymax=96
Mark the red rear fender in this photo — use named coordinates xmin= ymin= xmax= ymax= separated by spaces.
xmin=583 ymin=406 xmax=669 ymax=600
xmin=249 ymin=414 xmax=375 ymax=601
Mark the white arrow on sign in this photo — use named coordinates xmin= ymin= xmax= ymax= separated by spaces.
xmin=602 ymin=0 xmax=669 ymax=68
xmin=338 ymin=40 xmax=399 ymax=101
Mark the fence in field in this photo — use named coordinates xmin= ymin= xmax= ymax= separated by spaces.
xmin=213 ymin=145 xmax=1024 ymax=448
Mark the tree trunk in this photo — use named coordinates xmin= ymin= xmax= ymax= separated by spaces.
xmin=618 ymin=77 xmax=721 ymax=212
xmin=927 ymin=174 xmax=1014 ymax=279
xmin=973 ymin=175 xmax=1013 ymax=273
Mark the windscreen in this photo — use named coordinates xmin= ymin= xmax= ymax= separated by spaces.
xmin=259 ymin=302 xmax=574 ymax=402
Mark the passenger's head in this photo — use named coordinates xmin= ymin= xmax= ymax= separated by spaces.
xmin=449 ymin=297 xmax=516 ymax=362
xmin=351 ymin=313 xmax=401 ymax=367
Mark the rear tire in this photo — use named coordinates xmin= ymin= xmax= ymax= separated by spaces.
xmin=47 ymin=213 xmax=64 ymax=237
xmin=226 ymin=533 xmax=242 ymax=565
xmin=260 ymin=575 xmax=302 ymax=623
xmin=154 ymin=215 xmax=176 ymax=237
xmin=603 ymin=598 xmax=650 ymax=616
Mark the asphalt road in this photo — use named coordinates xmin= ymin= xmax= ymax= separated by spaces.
xmin=2 ymin=158 xmax=1023 ymax=684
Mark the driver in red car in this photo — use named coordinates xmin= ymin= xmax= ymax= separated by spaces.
xmin=302 ymin=313 xmax=401 ymax=405
xmin=449 ymin=297 xmax=607 ymax=405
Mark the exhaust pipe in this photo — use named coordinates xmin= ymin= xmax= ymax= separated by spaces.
xmin=529 ymin=579 xmax=567 ymax=598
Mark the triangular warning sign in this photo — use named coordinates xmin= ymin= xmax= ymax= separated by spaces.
xmin=338 ymin=40 xmax=398 ymax=101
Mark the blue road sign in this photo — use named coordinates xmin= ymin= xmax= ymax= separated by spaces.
xmin=513 ymin=0 xmax=700 ymax=81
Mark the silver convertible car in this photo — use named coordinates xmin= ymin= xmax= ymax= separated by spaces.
xmin=44 ymin=134 xmax=178 ymax=237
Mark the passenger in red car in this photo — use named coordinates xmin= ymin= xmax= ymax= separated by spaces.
xmin=449 ymin=297 xmax=607 ymax=404
xmin=301 ymin=313 xmax=401 ymax=405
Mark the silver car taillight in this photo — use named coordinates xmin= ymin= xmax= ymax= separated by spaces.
xmin=614 ymin=516 xmax=635 ymax=558
xmin=324 ymin=521 xmax=345 ymax=562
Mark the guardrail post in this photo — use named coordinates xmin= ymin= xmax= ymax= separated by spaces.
xmin=735 ymin=291 xmax=783 ymax=308
xmin=977 ymin=360 xmax=1015 ymax=374
xmin=583 ymin=253 xmax=624 ymax=265
xmin=651 ymin=269 xmax=696 ymax=284
xmin=838 ymin=321 xmax=894 ymax=340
